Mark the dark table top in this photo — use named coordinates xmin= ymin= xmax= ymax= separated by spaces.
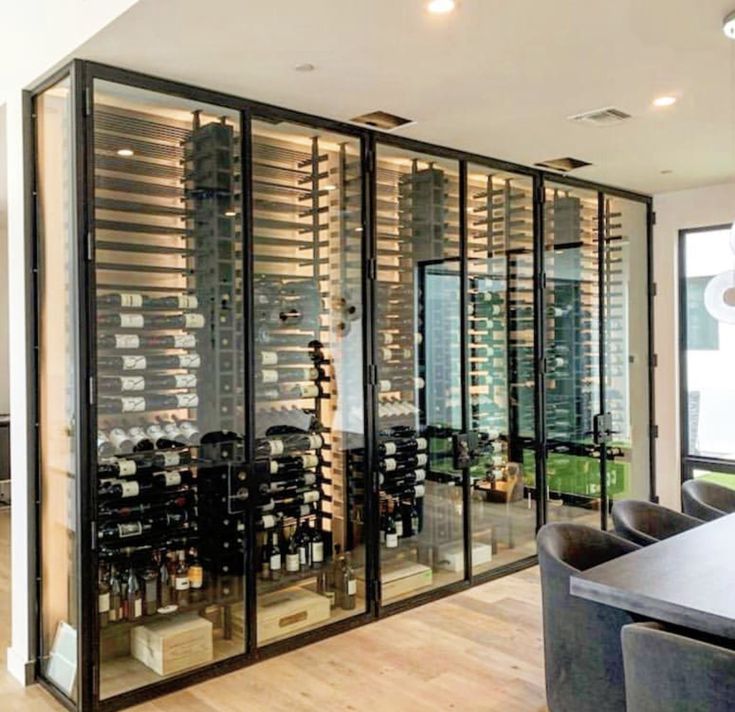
xmin=570 ymin=513 xmax=735 ymax=639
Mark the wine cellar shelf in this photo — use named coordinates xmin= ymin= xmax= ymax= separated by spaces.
xmin=30 ymin=62 xmax=653 ymax=711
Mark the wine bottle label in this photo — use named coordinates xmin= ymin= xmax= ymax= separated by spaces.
xmin=298 ymin=545 xmax=307 ymax=566
xmin=414 ymin=484 xmax=426 ymax=498
xmin=162 ymin=471 xmax=182 ymax=487
xmin=180 ymin=295 xmax=199 ymax=309
xmin=382 ymin=332 xmax=394 ymax=345
xmin=379 ymin=380 xmax=391 ymax=392
xmin=121 ymin=397 xmax=146 ymax=413
xmin=175 ymin=374 xmax=197 ymax=388
xmin=297 ymin=455 xmax=316 ymax=470
xmin=162 ymin=452 xmax=182 ymax=467
xmin=395 ymin=519 xmax=404 ymax=537
xmin=381 ymin=347 xmax=392 ymax=361
xmin=175 ymin=575 xmax=190 ymax=591
xmin=311 ymin=541 xmax=324 ymax=563
xmin=303 ymin=473 xmax=317 ymax=486
xmin=268 ymin=439 xmax=284 ymax=456
xmin=120 ymin=376 xmax=145 ymax=391
xmin=184 ymin=313 xmax=205 ymax=328
xmin=270 ymin=554 xmax=282 ymax=571
xmin=386 ymin=533 xmax=398 ymax=548
xmin=188 ymin=565 xmax=203 ymax=589
xmin=299 ymin=384 xmax=319 ymax=398
xmin=416 ymin=437 xmax=428 ymax=451
xmin=134 ymin=598 xmax=143 ymax=618
xmin=176 ymin=394 xmax=199 ymax=408
xmin=261 ymin=351 xmax=278 ymax=366
xmin=117 ymin=521 xmax=142 ymax=537
xmin=383 ymin=458 xmax=397 ymax=472
xmin=347 ymin=579 xmax=357 ymax=596
xmin=114 ymin=334 xmax=140 ymax=349
xmin=119 ymin=481 xmax=140 ymax=498
xmin=268 ymin=460 xmax=279 ymax=475
xmin=297 ymin=505 xmax=311 ymax=517
xmin=411 ymin=516 xmax=420 ymax=532
xmin=109 ymin=429 xmax=130 ymax=448
xmin=173 ymin=335 xmax=196 ymax=348
xmin=120 ymin=314 xmax=144 ymax=328
xmin=119 ymin=293 xmax=143 ymax=308
xmin=416 ymin=453 xmax=428 ymax=467
xmin=414 ymin=332 xmax=423 ymax=345
xmin=302 ymin=490 xmax=320 ymax=504
xmin=414 ymin=469 xmax=426 ymax=482
xmin=261 ymin=370 xmax=278 ymax=384
xmin=98 ymin=592 xmax=110 ymax=613
xmin=285 ymin=553 xmax=300 ymax=573
xmin=261 ymin=514 xmax=276 ymax=529
xmin=383 ymin=442 xmax=397 ymax=456
xmin=121 ymin=355 xmax=146 ymax=370
xmin=414 ymin=377 xmax=425 ymax=389
xmin=117 ymin=460 xmax=137 ymax=477
xmin=178 ymin=354 xmax=201 ymax=368
xmin=308 ymin=434 xmax=324 ymax=449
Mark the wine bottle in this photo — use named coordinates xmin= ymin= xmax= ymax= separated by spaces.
xmin=98 ymin=334 xmax=197 ymax=350
xmin=126 ymin=566 xmax=143 ymax=621
xmin=143 ymin=294 xmax=199 ymax=310
xmin=157 ymin=550 xmax=171 ymax=608
xmin=256 ymin=433 xmax=323 ymax=457
xmin=98 ymin=313 xmax=145 ymax=329
xmin=187 ymin=548 xmax=203 ymax=593
xmin=269 ymin=453 xmax=320 ymax=475
xmin=129 ymin=426 xmax=154 ymax=452
xmin=268 ymin=473 xmax=318 ymax=494
xmin=142 ymin=564 xmax=158 ymax=616
xmin=109 ymin=565 xmax=122 ymax=622
xmin=285 ymin=531 xmax=300 ymax=573
xmin=98 ymin=458 xmax=138 ymax=478
xmin=340 ymin=552 xmax=357 ymax=611
xmin=295 ymin=519 xmax=310 ymax=569
xmin=98 ymin=565 xmax=111 ymax=628
xmin=146 ymin=313 xmax=205 ymax=329
xmin=310 ymin=526 xmax=324 ymax=567
xmin=385 ymin=512 xmax=398 ymax=549
xmin=174 ymin=551 xmax=190 ymax=607
xmin=98 ymin=292 xmax=143 ymax=308
xmin=97 ymin=431 xmax=116 ymax=458
xmin=268 ymin=531 xmax=282 ymax=580
xmin=108 ymin=428 xmax=134 ymax=454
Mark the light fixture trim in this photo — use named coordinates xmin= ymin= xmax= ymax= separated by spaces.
xmin=427 ymin=0 xmax=456 ymax=14
xmin=724 ymin=10 xmax=735 ymax=39
xmin=116 ymin=148 xmax=134 ymax=157
xmin=653 ymin=96 xmax=677 ymax=107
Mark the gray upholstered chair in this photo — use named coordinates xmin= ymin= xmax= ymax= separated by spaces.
xmin=537 ymin=523 xmax=641 ymax=712
xmin=681 ymin=479 xmax=735 ymax=521
xmin=622 ymin=622 xmax=735 ymax=711
xmin=611 ymin=500 xmax=702 ymax=546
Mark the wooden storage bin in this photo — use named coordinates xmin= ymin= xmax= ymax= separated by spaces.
xmin=357 ymin=559 xmax=433 ymax=601
xmin=254 ymin=587 xmax=330 ymax=644
xmin=131 ymin=614 xmax=213 ymax=676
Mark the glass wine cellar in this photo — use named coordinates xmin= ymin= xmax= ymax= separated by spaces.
xmin=30 ymin=62 xmax=654 ymax=710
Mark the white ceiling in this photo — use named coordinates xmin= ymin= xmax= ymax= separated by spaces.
xmin=74 ymin=0 xmax=735 ymax=194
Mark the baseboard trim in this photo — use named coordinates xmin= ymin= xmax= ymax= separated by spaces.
xmin=6 ymin=646 xmax=35 ymax=686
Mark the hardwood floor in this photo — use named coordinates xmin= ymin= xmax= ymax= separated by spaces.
xmin=0 ymin=508 xmax=547 ymax=711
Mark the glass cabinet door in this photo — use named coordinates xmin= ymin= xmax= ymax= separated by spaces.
xmin=374 ymin=145 xmax=465 ymax=603
xmin=543 ymin=183 xmax=603 ymax=527
xmin=466 ymin=165 xmax=538 ymax=574
xmin=251 ymin=120 xmax=366 ymax=644
xmin=92 ymin=81 xmax=245 ymax=699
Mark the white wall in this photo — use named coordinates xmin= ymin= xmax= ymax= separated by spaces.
xmin=2 ymin=0 xmax=140 ymax=686
xmin=653 ymin=181 xmax=735 ymax=510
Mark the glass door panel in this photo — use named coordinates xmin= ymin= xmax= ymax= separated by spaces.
xmin=602 ymin=196 xmax=650 ymax=504
xmin=92 ymin=81 xmax=245 ymax=699
xmin=466 ymin=165 xmax=538 ymax=574
xmin=36 ymin=77 xmax=80 ymax=703
xmin=543 ymin=183 xmax=602 ymax=527
xmin=251 ymin=120 xmax=366 ymax=644
xmin=374 ymin=145 xmax=464 ymax=603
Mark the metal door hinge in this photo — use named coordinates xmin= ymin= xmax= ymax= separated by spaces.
xmin=651 ymin=424 xmax=659 ymax=439
xmin=89 ymin=376 xmax=95 ymax=405
xmin=367 ymin=363 xmax=378 ymax=386
xmin=92 ymin=664 xmax=98 ymax=696
xmin=651 ymin=353 xmax=658 ymax=368
xmin=650 ymin=282 xmax=657 ymax=298
xmin=90 ymin=521 xmax=97 ymax=551
xmin=86 ymin=231 xmax=94 ymax=261
xmin=83 ymin=88 xmax=92 ymax=117
xmin=373 ymin=579 xmax=381 ymax=603
xmin=651 ymin=211 xmax=657 ymax=226
xmin=536 ymin=184 xmax=546 ymax=205
xmin=367 ymin=257 xmax=377 ymax=280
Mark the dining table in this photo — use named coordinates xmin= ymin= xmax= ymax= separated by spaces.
xmin=570 ymin=512 xmax=735 ymax=640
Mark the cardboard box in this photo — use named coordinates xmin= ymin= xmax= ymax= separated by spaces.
xmin=131 ymin=614 xmax=213 ymax=677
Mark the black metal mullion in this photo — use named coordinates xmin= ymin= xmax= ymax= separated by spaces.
xmin=458 ymin=160 xmax=472 ymax=582
xmin=597 ymin=191 xmax=608 ymax=530
xmin=533 ymin=175 xmax=547 ymax=529
xmin=241 ymin=110 xmax=258 ymax=657
xmin=647 ymin=205 xmax=657 ymax=502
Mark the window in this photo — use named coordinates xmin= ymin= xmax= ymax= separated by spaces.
xmin=679 ymin=226 xmax=735 ymax=487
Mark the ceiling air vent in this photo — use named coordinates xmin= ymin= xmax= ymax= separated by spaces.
xmin=349 ymin=110 xmax=414 ymax=131
xmin=534 ymin=157 xmax=592 ymax=173
xmin=568 ymin=107 xmax=632 ymax=126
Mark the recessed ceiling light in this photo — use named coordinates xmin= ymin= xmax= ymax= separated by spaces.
xmin=224 ymin=210 xmax=237 ymax=217
xmin=117 ymin=148 xmax=134 ymax=157
xmin=724 ymin=10 xmax=735 ymax=39
xmin=294 ymin=63 xmax=315 ymax=72
xmin=427 ymin=0 xmax=456 ymax=14
xmin=653 ymin=96 xmax=677 ymax=107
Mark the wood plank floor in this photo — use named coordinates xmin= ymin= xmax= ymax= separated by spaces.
xmin=0 ymin=509 xmax=547 ymax=711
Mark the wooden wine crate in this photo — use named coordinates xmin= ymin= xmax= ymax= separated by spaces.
xmin=357 ymin=559 xmax=433 ymax=601
xmin=130 ymin=614 xmax=213 ymax=676
xmin=231 ymin=587 xmax=331 ymax=644
xmin=435 ymin=541 xmax=493 ymax=573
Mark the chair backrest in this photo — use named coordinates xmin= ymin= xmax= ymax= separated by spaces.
xmin=537 ymin=523 xmax=640 ymax=712
xmin=622 ymin=622 xmax=735 ymax=712
xmin=611 ymin=500 xmax=702 ymax=546
xmin=682 ymin=479 xmax=735 ymax=521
